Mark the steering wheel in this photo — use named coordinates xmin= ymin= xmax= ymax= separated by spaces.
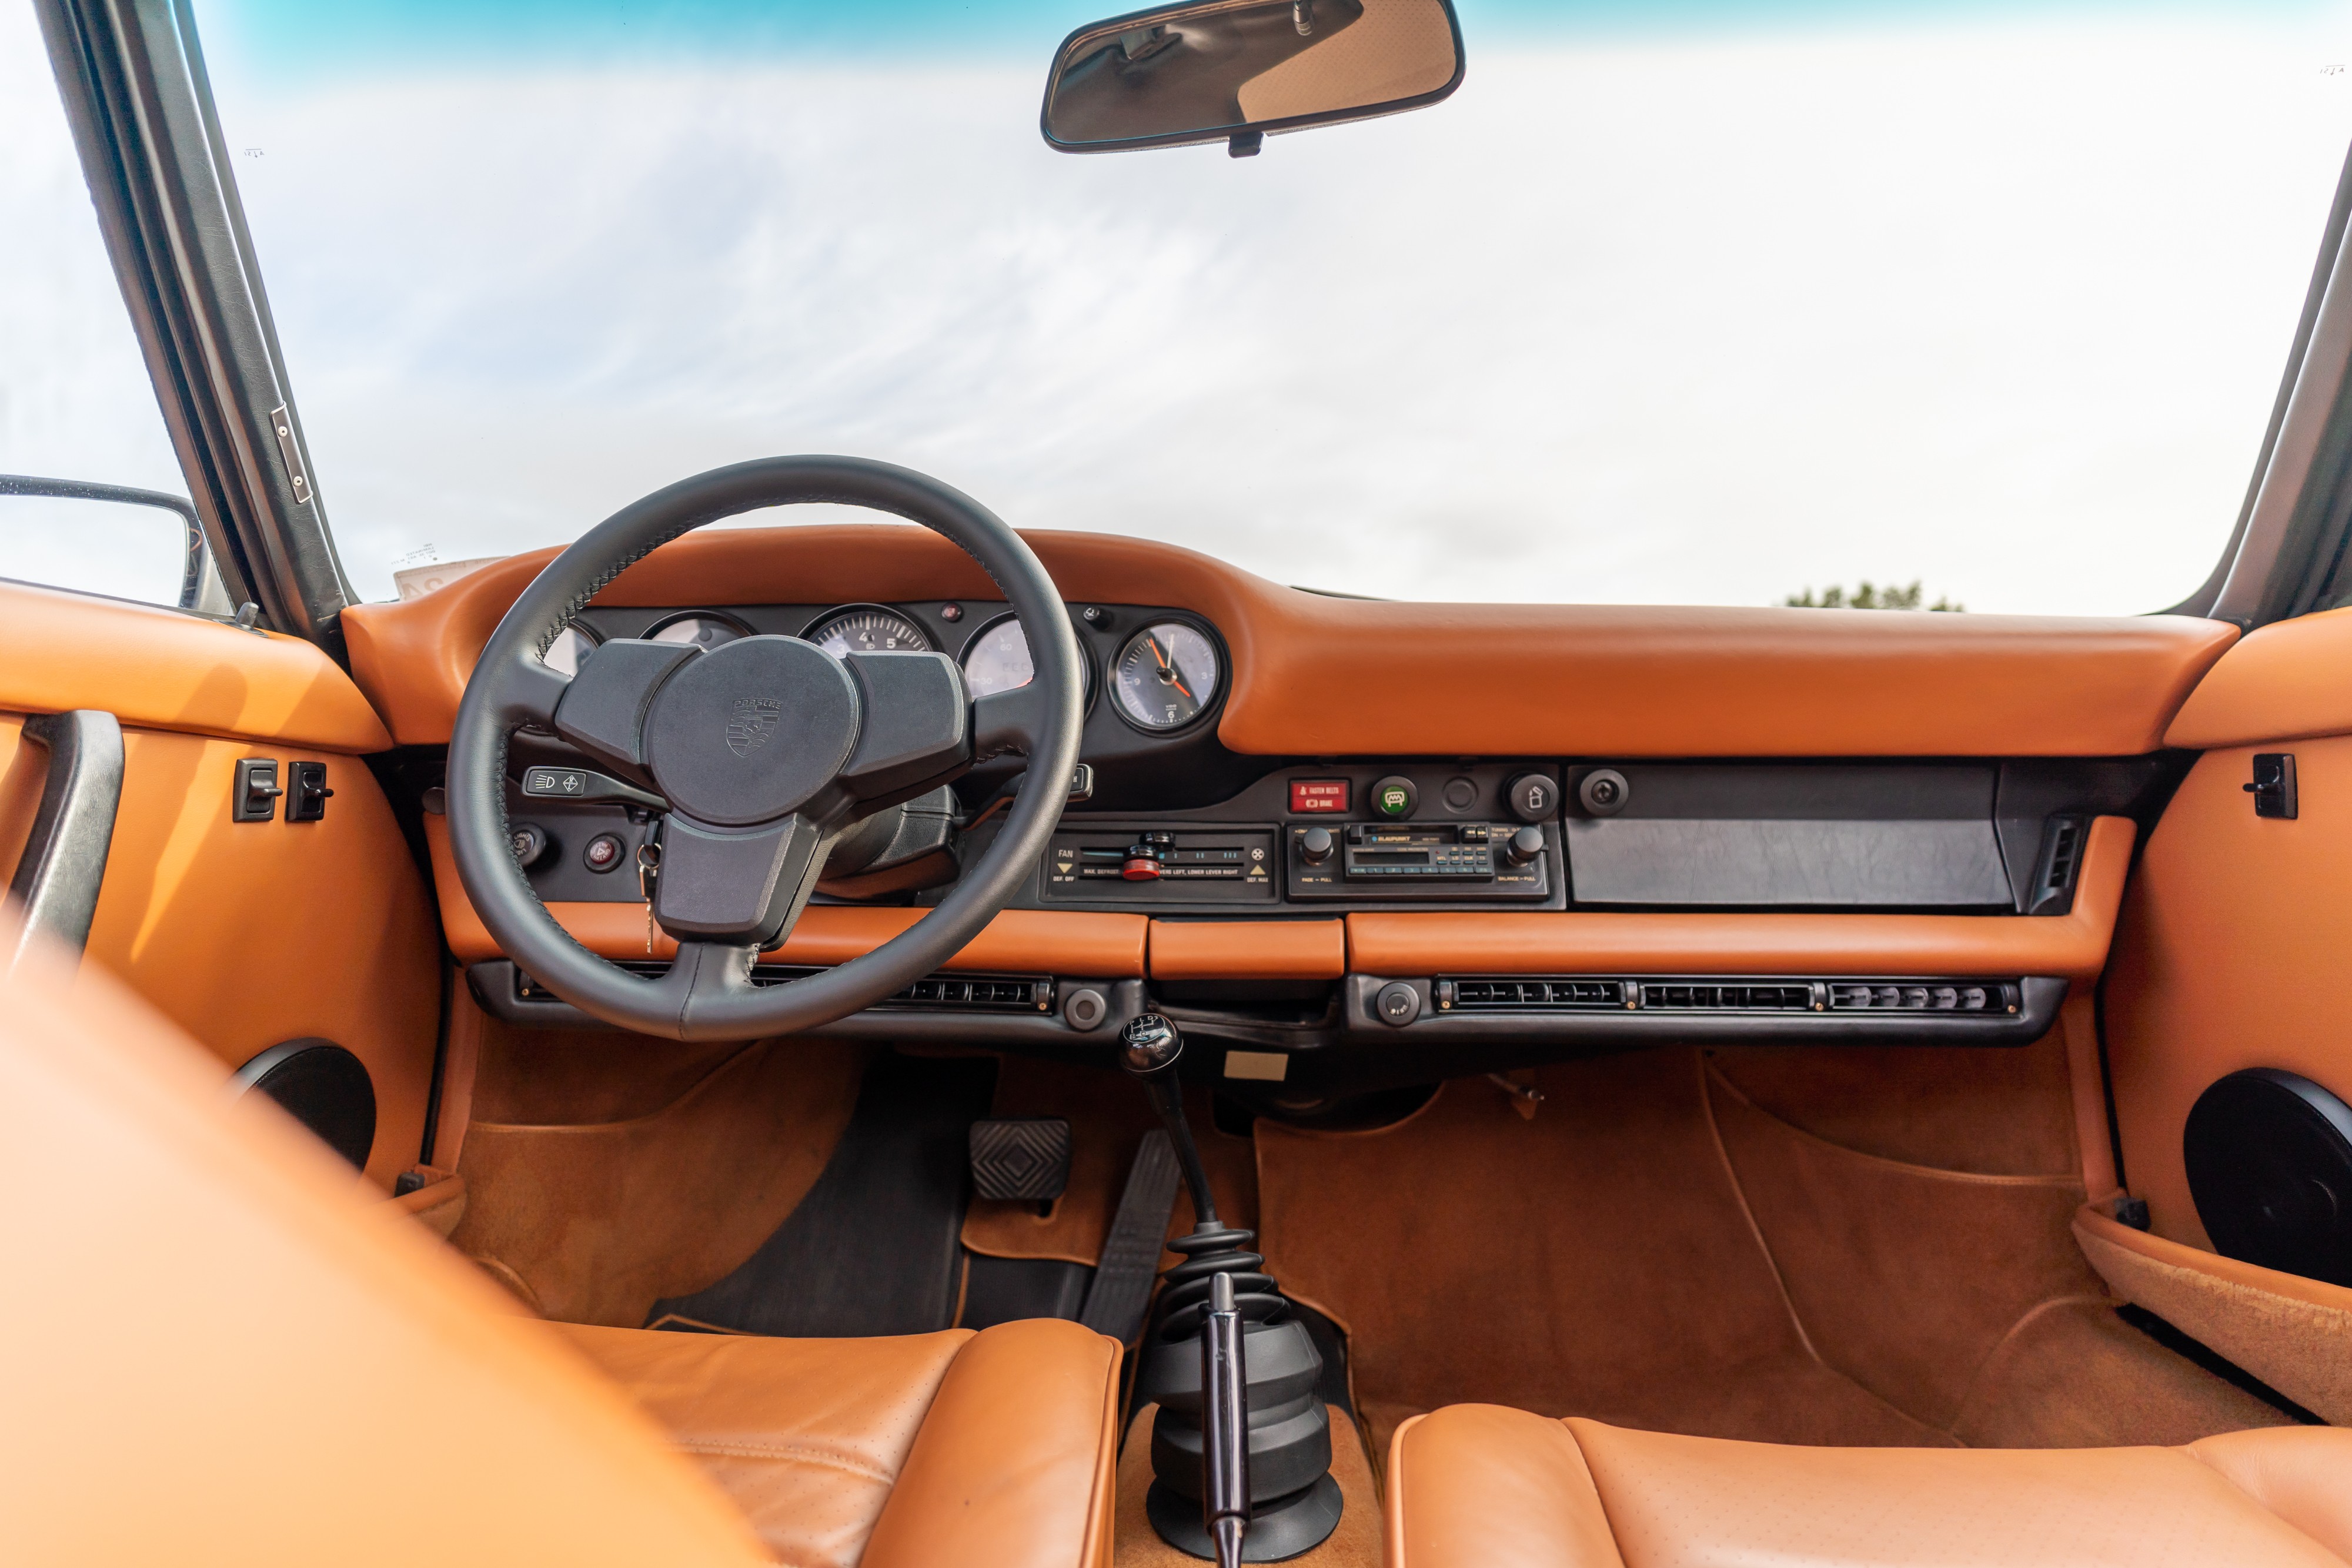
xmin=446 ymin=457 xmax=1084 ymax=1041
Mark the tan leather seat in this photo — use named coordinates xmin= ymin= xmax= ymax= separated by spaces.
xmin=1 ymin=929 xmax=1117 ymax=1567
xmin=1387 ymin=1404 xmax=2352 ymax=1568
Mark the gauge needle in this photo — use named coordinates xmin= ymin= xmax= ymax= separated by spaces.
xmin=1148 ymin=636 xmax=1195 ymax=701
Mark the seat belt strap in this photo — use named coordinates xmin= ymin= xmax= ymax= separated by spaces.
xmin=1078 ymin=1128 xmax=1181 ymax=1343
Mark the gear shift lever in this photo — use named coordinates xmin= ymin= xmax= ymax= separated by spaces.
xmin=1118 ymin=1014 xmax=1341 ymax=1562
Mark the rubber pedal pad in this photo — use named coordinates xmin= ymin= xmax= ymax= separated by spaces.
xmin=969 ymin=1117 xmax=1072 ymax=1202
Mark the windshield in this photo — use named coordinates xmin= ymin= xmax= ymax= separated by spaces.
xmin=182 ymin=0 xmax=2352 ymax=613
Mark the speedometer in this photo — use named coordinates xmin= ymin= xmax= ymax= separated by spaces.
xmin=805 ymin=605 xmax=933 ymax=657
xmin=1111 ymin=621 xmax=1220 ymax=732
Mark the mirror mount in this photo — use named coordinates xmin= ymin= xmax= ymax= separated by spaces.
xmin=1041 ymin=0 xmax=1464 ymax=156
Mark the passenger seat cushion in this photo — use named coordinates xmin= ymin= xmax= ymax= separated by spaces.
xmin=553 ymin=1323 xmax=972 ymax=1568
xmin=1388 ymin=1406 xmax=2352 ymax=1568
xmin=1387 ymin=1406 xmax=1625 ymax=1568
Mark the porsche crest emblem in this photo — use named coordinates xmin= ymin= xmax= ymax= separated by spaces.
xmin=726 ymin=696 xmax=781 ymax=758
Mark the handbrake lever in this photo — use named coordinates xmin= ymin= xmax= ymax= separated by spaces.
xmin=1202 ymin=1270 xmax=1250 ymax=1568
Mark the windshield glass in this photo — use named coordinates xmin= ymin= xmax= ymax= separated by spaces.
xmin=185 ymin=0 xmax=2352 ymax=612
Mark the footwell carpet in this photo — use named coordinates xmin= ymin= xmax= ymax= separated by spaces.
xmin=649 ymin=1051 xmax=997 ymax=1336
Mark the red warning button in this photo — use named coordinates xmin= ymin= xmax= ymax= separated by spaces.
xmin=1289 ymin=779 xmax=1349 ymax=815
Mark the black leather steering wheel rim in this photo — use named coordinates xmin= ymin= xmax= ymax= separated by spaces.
xmin=446 ymin=456 xmax=1084 ymax=1041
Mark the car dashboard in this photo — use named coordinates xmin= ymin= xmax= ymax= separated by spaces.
xmin=338 ymin=523 xmax=2232 ymax=1097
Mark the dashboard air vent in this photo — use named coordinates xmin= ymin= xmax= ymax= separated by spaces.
xmin=520 ymin=965 xmax=1053 ymax=1012
xmin=1435 ymin=976 xmax=2024 ymax=1015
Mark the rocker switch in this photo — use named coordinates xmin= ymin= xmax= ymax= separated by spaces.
xmin=2246 ymin=753 xmax=2298 ymax=820
xmin=286 ymin=761 xmax=333 ymax=823
xmin=233 ymin=758 xmax=282 ymax=823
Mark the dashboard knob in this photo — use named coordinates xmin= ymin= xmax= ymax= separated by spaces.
xmin=1299 ymin=826 xmax=1335 ymax=865
xmin=1506 ymin=774 xmax=1556 ymax=823
xmin=1122 ymin=856 xmax=1162 ymax=881
xmin=1504 ymin=825 xmax=1545 ymax=867
xmin=1375 ymin=982 xmax=1421 ymax=1027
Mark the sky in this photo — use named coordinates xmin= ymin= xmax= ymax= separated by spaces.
xmin=8 ymin=0 xmax=2352 ymax=613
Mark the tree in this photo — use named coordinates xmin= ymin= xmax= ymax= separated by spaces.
xmin=1783 ymin=580 xmax=1962 ymax=611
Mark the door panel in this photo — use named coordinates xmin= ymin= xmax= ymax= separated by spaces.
xmin=0 ymin=589 xmax=437 ymax=1192
xmin=2107 ymin=610 xmax=2352 ymax=1248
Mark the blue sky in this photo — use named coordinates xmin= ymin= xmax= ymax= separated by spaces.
xmin=15 ymin=0 xmax=2352 ymax=611
xmin=207 ymin=0 xmax=2339 ymax=68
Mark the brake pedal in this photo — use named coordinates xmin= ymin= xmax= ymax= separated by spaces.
xmin=968 ymin=1118 xmax=1071 ymax=1202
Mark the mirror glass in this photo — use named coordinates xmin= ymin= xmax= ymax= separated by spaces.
xmin=1043 ymin=0 xmax=1462 ymax=152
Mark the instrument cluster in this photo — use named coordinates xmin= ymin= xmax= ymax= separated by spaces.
xmin=546 ymin=598 xmax=1224 ymax=738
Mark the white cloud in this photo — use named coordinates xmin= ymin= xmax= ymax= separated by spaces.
xmin=15 ymin=5 xmax=2352 ymax=612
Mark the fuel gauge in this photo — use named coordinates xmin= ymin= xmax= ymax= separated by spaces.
xmin=1111 ymin=621 xmax=1220 ymax=732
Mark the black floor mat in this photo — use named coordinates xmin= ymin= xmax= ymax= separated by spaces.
xmin=647 ymin=1051 xmax=998 ymax=1337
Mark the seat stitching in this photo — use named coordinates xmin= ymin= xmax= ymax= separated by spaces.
xmin=670 ymin=1440 xmax=898 ymax=1484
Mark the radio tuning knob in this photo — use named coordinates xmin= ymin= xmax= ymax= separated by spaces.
xmin=1504 ymin=825 xmax=1545 ymax=867
xmin=1299 ymin=826 xmax=1335 ymax=865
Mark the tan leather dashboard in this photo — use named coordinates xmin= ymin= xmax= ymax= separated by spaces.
xmin=342 ymin=525 xmax=2235 ymax=757
xmin=0 ymin=580 xmax=391 ymax=753
xmin=2166 ymin=603 xmax=2352 ymax=749
xmin=424 ymin=817 xmax=1148 ymax=975
xmin=426 ymin=815 xmax=2132 ymax=984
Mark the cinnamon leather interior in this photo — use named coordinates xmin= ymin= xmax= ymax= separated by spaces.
xmin=1 ymin=922 xmax=1121 ymax=1566
xmin=1386 ymin=1403 xmax=2352 ymax=1567
xmin=340 ymin=524 xmax=2236 ymax=757
xmin=0 ymin=616 xmax=439 ymax=1192
xmin=556 ymin=1319 xmax=1121 ymax=1568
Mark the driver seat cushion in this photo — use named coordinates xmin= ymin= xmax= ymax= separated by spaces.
xmin=552 ymin=1319 xmax=1120 ymax=1568
xmin=1386 ymin=1403 xmax=2352 ymax=1568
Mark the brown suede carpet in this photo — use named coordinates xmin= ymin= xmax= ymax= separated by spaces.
xmin=449 ymin=1032 xmax=867 ymax=1326
xmin=1255 ymin=1045 xmax=2291 ymax=1466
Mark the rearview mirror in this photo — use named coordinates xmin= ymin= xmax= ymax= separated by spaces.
xmin=1041 ymin=0 xmax=1464 ymax=156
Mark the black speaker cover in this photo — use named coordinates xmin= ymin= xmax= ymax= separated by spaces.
xmin=233 ymin=1039 xmax=376 ymax=1171
xmin=2184 ymin=1068 xmax=2352 ymax=1286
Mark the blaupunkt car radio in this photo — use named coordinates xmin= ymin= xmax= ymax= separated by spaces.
xmin=1288 ymin=820 xmax=1552 ymax=901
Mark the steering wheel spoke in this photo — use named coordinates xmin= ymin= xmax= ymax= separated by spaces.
xmin=552 ymin=638 xmax=700 ymax=780
xmin=971 ymin=683 xmax=1045 ymax=760
xmin=651 ymin=811 xmax=828 ymax=946
xmin=838 ymin=650 xmax=973 ymax=800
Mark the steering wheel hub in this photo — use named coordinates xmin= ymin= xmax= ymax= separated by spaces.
xmin=644 ymin=636 xmax=858 ymax=825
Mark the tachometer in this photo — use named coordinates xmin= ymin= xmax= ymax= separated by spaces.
xmin=806 ymin=605 xmax=933 ymax=657
xmin=1111 ymin=621 xmax=1220 ymax=732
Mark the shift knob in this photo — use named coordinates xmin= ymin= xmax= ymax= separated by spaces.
xmin=1122 ymin=1013 xmax=1184 ymax=1079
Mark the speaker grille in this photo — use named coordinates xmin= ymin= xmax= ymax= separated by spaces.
xmin=2186 ymin=1068 xmax=2352 ymax=1288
